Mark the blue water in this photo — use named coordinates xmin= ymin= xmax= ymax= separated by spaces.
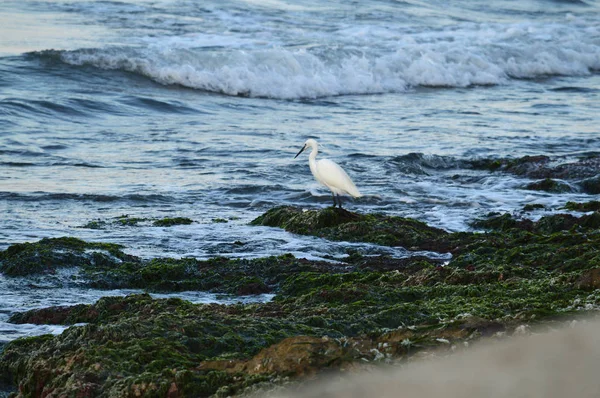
xmin=0 ymin=0 xmax=599 ymax=341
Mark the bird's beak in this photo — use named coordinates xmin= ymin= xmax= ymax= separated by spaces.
xmin=294 ymin=145 xmax=306 ymax=159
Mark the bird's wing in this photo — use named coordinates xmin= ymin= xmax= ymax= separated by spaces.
xmin=316 ymin=159 xmax=362 ymax=197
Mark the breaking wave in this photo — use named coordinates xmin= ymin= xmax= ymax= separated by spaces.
xmin=30 ymin=18 xmax=600 ymax=99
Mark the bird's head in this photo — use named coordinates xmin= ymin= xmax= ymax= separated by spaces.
xmin=294 ymin=138 xmax=318 ymax=158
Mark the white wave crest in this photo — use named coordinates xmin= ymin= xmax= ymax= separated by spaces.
xmin=58 ymin=20 xmax=600 ymax=99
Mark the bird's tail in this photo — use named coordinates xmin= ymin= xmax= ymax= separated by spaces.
xmin=348 ymin=186 xmax=362 ymax=198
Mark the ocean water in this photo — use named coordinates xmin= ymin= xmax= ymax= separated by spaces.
xmin=0 ymin=0 xmax=599 ymax=341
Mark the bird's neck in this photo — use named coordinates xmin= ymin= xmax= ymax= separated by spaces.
xmin=308 ymin=147 xmax=318 ymax=174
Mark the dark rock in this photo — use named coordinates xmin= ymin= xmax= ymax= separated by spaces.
xmin=153 ymin=217 xmax=194 ymax=227
xmin=524 ymin=178 xmax=574 ymax=193
xmin=470 ymin=155 xmax=600 ymax=180
xmin=523 ymin=204 xmax=546 ymax=212
xmin=580 ymin=175 xmax=600 ymax=195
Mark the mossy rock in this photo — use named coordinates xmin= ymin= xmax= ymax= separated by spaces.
xmin=524 ymin=178 xmax=574 ymax=193
xmin=153 ymin=217 xmax=194 ymax=227
xmin=471 ymin=213 xmax=529 ymax=231
xmin=115 ymin=215 xmax=147 ymax=226
xmin=251 ymin=206 xmax=449 ymax=251
xmin=0 ymin=237 xmax=131 ymax=276
xmin=523 ymin=203 xmax=545 ymax=212
xmin=564 ymin=201 xmax=600 ymax=212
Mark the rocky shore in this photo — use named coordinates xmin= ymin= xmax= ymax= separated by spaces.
xmin=1 ymin=195 xmax=600 ymax=397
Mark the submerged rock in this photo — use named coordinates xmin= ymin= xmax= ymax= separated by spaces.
xmin=80 ymin=215 xmax=194 ymax=229
xmin=469 ymin=154 xmax=600 ymax=194
xmin=470 ymin=154 xmax=600 ymax=180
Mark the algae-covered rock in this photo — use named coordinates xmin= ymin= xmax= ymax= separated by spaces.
xmin=80 ymin=215 xmax=193 ymax=229
xmin=522 ymin=203 xmax=545 ymax=212
xmin=153 ymin=217 xmax=194 ymax=227
xmin=563 ymin=201 xmax=600 ymax=212
xmin=251 ymin=206 xmax=449 ymax=251
xmin=0 ymin=294 xmax=337 ymax=397
xmin=524 ymin=178 xmax=574 ymax=193
xmin=472 ymin=211 xmax=600 ymax=235
xmin=0 ymin=237 xmax=132 ymax=276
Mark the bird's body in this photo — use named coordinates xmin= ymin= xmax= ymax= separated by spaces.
xmin=295 ymin=139 xmax=362 ymax=208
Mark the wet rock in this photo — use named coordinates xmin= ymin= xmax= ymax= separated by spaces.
xmin=153 ymin=217 xmax=194 ymax=227
xmin=9 ymin=304 xmax=88 ymax=325
xmin=79 ymin=215 xmax=193 ymax=229
xmin=250 ymin=206 xmax=450 ymax=251
xmin=470 ymin=155 xmax=600 ymax=193
xmin=563 ymin=201 xmax=600 ymax=212
xmin=471 ymin=211 xmax=600 ymax=234
xmin=522 ymin=204 xmax=545 ymax=212
xmin=580 ymin=175 xmax=600 ymax=195
xmin=471 ymin=213 xmax=531 ymax=231
xmin=523 ymin=178 xmax=574 ymax=193
xmin=0 ymin=237 xmax=132 ymax=276
xmin=470 ymin=155 xmax=600 ymax=180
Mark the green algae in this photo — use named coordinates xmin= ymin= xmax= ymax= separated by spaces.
xmin=250 ymin=206 xmax=449 ymax=251
xmin=0 ymin=237 xmax=131 ymax=276
xmin=153 ymin=217 xmax=194 ymax=227
xmin=79 ymin=215 xmax=193 ymax=229
xmin=564 ymin=201 xmax=600 ymax=212
xmin=115 ymin=215 xmax=148 ymax=226
xmin=83 ymin=254 xmax=340 ymax=294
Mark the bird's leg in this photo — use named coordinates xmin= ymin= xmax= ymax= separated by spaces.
xmin=331 ymin=192 xmax=338 ymax=208
xmin=337 ymin=194 xmax=343 ymax=209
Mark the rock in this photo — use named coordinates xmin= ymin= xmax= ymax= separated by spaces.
xmin=580 ymin=175 xmax=600 ymax=195
xmin=470 ymin=155 xmax=600 ymax=180
xmin=563 ymin=201 xmax=600 ymax=212
xmin=251 ymin=206 xmax=450 ymax=251
xmin=575 ymin=269 xmax=600 ymax=290
xmin=153 ymin=217 xmax=194 ymax=227
xmin=524 ymin=178 xmax=574 ymax=193
xmin=0 ymin=237 xmax=130 ymax=276
xmin=244 ymin=336 xmax=347 ymax=376
xmin=522 ymin=204 xmax=545 ymax=212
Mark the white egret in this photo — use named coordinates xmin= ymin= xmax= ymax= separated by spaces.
xmin=294 ymin=138 xmax=362 ymax=208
